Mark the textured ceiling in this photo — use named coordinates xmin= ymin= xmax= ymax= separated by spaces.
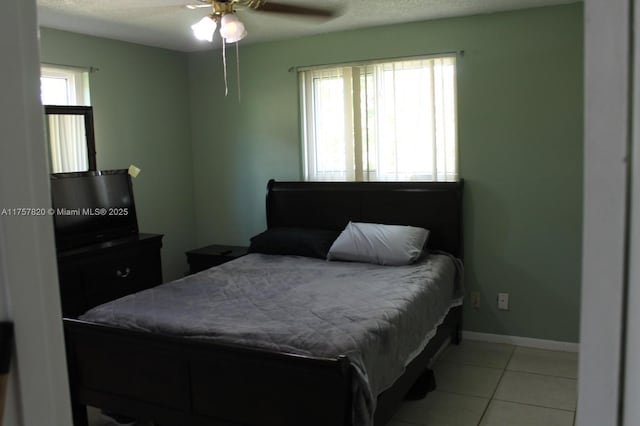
xmin=37 ymin=0 xmax=578 ymax=52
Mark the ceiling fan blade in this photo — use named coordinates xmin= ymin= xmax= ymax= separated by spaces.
xmin=252 ymin=2 xmax=337 ymax=18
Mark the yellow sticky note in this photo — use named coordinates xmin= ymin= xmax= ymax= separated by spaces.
xmin=128 ymin=165 xmax=141 ymax=178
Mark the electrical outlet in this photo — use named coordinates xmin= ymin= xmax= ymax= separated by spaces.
xmin=498 ymin=293 xmax=509 ymax=310
xmin=470 ymin=291 xmax=480 ymax=308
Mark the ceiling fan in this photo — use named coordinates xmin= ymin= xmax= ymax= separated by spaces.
xmin=187 ymin=0 xmax=337 ymax=98
xmin=188 ymin=0 xmax=338 ymax=43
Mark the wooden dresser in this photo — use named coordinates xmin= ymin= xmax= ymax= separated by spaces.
xmin=57 ymin=233 xmax=163 ymax=318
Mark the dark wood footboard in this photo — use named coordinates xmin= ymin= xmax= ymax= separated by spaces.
xmin=64 ymin=305 xmax=462 ymax=426
xmin=64 ymin=319 xmax=353 ymax=426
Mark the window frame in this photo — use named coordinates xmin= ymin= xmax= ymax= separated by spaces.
xmin=298 ymin=53 xmax=460 ymax=183
xmin=40 ymin=64 xmax=91 ymax=106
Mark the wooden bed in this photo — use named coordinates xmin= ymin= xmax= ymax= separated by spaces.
xmin=64 ymin=179 xmax=464 ymax=426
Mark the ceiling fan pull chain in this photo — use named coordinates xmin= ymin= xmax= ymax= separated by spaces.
xmin=222 ymin=38 xmax=229 ymax=97
xmin=236 ymin=42 xmax=241 ymax=103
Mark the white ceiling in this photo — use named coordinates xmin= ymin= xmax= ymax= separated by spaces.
xmin=37 ymin=0 xmax=578 ymax=52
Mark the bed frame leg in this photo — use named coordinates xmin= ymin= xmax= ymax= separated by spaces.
xmin=451 ymin=306 xmax=463 ymax=345
xmin=71 ymin=400 xmax=88 ymax=426
xmin=452 ymin=323 xmax=462 ymax=345
xmin=404 ymin=368 xmax=436 ymax=400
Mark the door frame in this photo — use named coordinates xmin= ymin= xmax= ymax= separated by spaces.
xmin=0 ymin=0 xmax=73 ymax=424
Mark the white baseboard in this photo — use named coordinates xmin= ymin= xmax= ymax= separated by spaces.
xmin=462 ymin=331 xmax=580 ymax=353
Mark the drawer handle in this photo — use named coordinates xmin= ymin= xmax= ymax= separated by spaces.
xmin=116 ymin=267 xmax=131 ymax=278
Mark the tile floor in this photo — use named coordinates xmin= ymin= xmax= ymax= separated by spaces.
xmin=88 ymin=340 xmax=578 ymax=426
xmin=390 ymin=340 xmax=578 ymax=426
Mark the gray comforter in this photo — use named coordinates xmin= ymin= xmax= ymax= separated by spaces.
xmin=81 ymin=253 xmax=463 ymax=426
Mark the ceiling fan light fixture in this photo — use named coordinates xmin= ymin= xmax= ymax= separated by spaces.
xmin=219 ymin=12 xmax=246 ymax=42
xmin=225 ymin=28 xmax=247 ymax=44
xmin=191 ymin=15 xmax=217 ymax=42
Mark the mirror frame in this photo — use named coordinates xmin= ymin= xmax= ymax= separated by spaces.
xmin=44 ymin=105 xmax=97 ymax=171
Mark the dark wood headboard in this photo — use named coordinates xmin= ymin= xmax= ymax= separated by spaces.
xmin=265 ymin=180 xmax=464 ymax=258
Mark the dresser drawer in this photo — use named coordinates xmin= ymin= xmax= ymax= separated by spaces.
xmin=58 ymin=234 xmax=163 ymax=317
xmin=83 ymin=247 xmax=162 ymax=310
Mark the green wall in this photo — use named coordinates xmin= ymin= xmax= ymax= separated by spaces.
xmin=39 ymin=28 xmax=196 ymax=281
xmin=39 ymin=3 xmax=583 ymax=342
xmin=188 ymin=4 xmax=583 ymax=342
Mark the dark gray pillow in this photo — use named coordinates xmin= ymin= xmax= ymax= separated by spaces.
xmin=248 ymin=227 xmax=341 ymax=259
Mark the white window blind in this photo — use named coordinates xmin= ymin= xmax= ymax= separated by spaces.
xmin=300 ymin=56 xmax=458 ymax=182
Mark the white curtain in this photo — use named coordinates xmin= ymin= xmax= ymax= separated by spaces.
xmin=301 ymin=56 xmax=457 ymax=182
xmin=48 ymin=115 xmax=89 ymax=173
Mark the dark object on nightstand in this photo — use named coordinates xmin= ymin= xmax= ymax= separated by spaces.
xmin=186 ymin=244 xmax=248 ymax=274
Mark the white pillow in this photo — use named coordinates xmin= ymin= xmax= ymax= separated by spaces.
xmin=327 ymin=222 xmax=429 ymax=266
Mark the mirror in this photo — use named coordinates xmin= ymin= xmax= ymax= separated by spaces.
xmin=44 ymin=105 xmax=97 ymax=173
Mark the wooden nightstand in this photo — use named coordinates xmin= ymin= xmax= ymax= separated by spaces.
xmin=185 ymin=244 xmax=248 ymax=274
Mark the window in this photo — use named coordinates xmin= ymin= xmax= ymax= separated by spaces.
xmin=40 ymin=65 xmax=93 ymax=173
xmin=40 ymin=65 xmax=90 ymax=106
xmin=300 ymin=56 xmax=457 ymax=181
